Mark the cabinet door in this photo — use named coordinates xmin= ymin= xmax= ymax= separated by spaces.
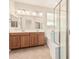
xmin=38 ymin=32 xmax=45 ymax=45
xmin=21 ymin=35 xmax=29 ymax=48
xmin=9 ymin=35 xmax=20 ymax=49
xmin=29 ymin=33 xmax=38 ymax=47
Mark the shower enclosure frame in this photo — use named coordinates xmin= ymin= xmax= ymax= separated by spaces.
xmin=53 ymin=0 xmax=69 ymax=59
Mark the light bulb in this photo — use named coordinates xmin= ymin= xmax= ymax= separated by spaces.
xmin=32 ymin=12 xmax=37 ymax=16
xmin=16 ymin=9 xmax=25 ymax=15
xmin=25 ymin=11 xmax=30 ymax=15
xmin=38 ymin=13 xmax=43 ymax=16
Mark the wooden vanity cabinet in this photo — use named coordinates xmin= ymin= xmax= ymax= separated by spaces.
xmin=29 ymin=32 xmax=38 ymax=47
xmin=20 ymin=33 xmax=29 ymax=48
xmin=9 ymin=32 xmax=45 ymax=49
xmin=9 ymin=35 xmax=20 ymax=49
xmin=37 ymin=32 xmax=45 ymax=45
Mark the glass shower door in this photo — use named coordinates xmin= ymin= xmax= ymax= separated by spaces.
xmin=53 ymin=0 xmax=68 ymax=59
xmin=60 ymin=0 xmax=67 ymax=59
xmin=54 ymin=3 xmax=61 ymax=59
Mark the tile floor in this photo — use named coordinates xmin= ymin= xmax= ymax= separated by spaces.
xmin=9 ymin=46 xmax=52 ymax=59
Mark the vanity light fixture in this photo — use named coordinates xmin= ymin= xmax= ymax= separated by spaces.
xmin=16 ymin=9 xmax=43 ymax=17
xmin=16 ymin=9 xmax=25 ymax=15
xmin=16 ymin=10 xmax=21 ymax=14
xmin=31 ymin=12 xmax=37 ymax=16
xmin=38 ymin=12 xmax=43 ymax=17
xmin=25 ymin=11 xmax=30 ymax=15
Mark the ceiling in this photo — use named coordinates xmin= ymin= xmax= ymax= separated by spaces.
xmin=14 ymin=0 xmax=61 ymax=8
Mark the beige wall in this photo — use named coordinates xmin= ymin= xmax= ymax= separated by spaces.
xmin=10 ymin=0 xmax=16 ymax=15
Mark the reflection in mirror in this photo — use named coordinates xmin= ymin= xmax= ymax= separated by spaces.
xmin=11 ymin=21 xmax=18 ymax=27
xmin=10 ymin=14 xmax=18 ymax=28
xmin=25 ymin=20 xmax=32 ymax=29
xmin=35 ymin=22 xmax=41 ymax=29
